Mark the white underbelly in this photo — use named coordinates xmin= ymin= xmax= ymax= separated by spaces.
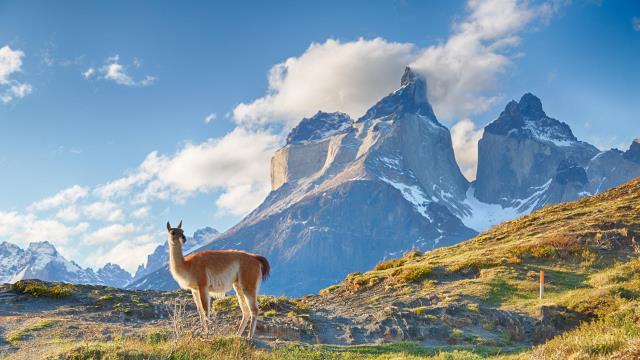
xmin=206 ymin=263 xmax=238 ymax=295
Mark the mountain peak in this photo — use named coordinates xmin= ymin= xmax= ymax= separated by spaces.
xmin=624 ymin=138 xmax=640 ymax=164
xmin=286 ymin=111 xmax=353 ymax=144
xmin=518 ymin=93 xmax=545 ymax=118
xmin=400 ymin=66 xmax=420 ymax=86
xmin=485 ymin=93 xmax=576 ymax=145
xmin=359 ymin=67 xmax=435 ymax=121
xmin=27 ymin=241 xmax=57 ymax=255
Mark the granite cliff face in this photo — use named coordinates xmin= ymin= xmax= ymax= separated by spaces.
xmin=130 ymin=70 xmax=640 ymax=296
xmin=131 ymin=68 xmax=477 ymax=295
xmin=474 ymin=93 xmax=599 ymax=209
xmin=474 ymin=94 xmax=640 ymax=212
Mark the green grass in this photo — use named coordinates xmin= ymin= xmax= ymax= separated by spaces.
xmin=7 ymin=319 xmax=60 ymax=343
xmin=212 ymin=295 xmax=240 ymax=312
xmin=532 ymin=302 xmax=640 ymax=359
xmin=399 ymin=265 xmax=433 ymax=283
xmin=319 ymin=284 xmax=340 ymax=296
xmin=48 ymin=336 xmax=528 ymax=360
xmin=145 ymin=328 xmax=170 ymax=344
xmin=271 ymin=342 xmax=527 ymax=359
xmin=263 ymin=309 xmax=277 ymax=317
xmin=13 ymin=280 xmax=76 ymax=298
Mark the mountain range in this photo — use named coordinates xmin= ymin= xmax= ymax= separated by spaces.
xmin=129 ymin=67 xmax=640 ymax=296
xmin=0 ymin=227 xmax=220 ymax=288
xmin=0 ymin=241 xmax=131 ymax=288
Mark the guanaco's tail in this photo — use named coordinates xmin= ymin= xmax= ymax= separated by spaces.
xmin=253 ymin=255 xmax=270 ymax=281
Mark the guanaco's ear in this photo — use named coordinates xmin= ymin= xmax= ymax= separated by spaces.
xmin=177 ymin=220 xmax=182 ymax=229
xmin=166 ymin=221 xmax=171 ymax=231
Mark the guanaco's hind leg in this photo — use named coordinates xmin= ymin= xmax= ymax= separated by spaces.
xmin=244 ymin=291 xmax=259 ymax=339
xmin=233 ymin=283 xmax=250 ymax=336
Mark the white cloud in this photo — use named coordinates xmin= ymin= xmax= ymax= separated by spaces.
xmin=0 ymin=46 xmax=23 ymax=83
xmin=131 ymin=206 xmax=150 ymax=219
xmin=409 ymin=0 xmax=548 ymax=120
xmin=83 ymin=67 xmax=96 ymax=79
xmin=0 ymin=45 xmax=32 ymax=103
xmin=233 ymin=38 xmax=415 ymax=128
xmin=135 ymin=127 xmax=279 ymax=214
xmin=55 ymin=206 xmax=80 ymax=222
xmin=85 ymin=55 xmax=156 ymax=87
xmin=634 ymin=16 xmax=640 ymax=32
xmin=94 ymin=152 xmax=162 ymax=199
xmin=89 ymin=241 xmax=158 ymax=273
xmin=0 ymin=211 xmax=89 ymax=248
xmin=92 ymin=126 xmax=278 ymax=216
xmin=451 ymin=119 xmax=484 ymax=180
xmin=204 ymin=113 xmax=218 ymax=123
xmin=233 ymin=0 xmax=556 ymax=128
xmin=29 ymin=185 xmax=89 ymax=212
xmin=215 ymin=183 xmax=271 ymax=215
xmin=84 ymin=223 xmax=136 ymax=244
xmin=84 ymin=201 xmax=125 ymax=222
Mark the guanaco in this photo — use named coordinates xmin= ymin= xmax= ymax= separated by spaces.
xmin=166 ymin=221 xmax=270 ymax=338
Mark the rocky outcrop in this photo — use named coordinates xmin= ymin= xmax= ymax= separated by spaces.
xmin=587 ymin=145 xmax=640 ymax=193
xmin=624 ymin=139 xmax=640 ymax=164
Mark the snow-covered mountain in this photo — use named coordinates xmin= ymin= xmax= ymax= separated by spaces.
xmin=129 ymin=226 xmax=219 ymax=286
xmin=0 ymin=241 xmax=131 ymax=287
xmin=86 ymin=69 xmax=640 ymax=296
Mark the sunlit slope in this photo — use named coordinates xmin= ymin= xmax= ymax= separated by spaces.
xmin=313 ymin=176 xmax=640 ymax=359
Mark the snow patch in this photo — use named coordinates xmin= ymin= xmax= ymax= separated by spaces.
xmin=524 ymin=122 xmax=575 ymax=147
xmin=380 ymin=177 xmax=432 ymax=221
xmin=460 ymin=179 xmax=552 ymax=232
xmin=460 ymin=187 xmax=522 ymax=232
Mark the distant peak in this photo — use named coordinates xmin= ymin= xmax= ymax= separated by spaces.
xmin=485 ymin=93 xmax=577 ymax=144
xmin=624 ymin=137 xmax=640 ymax=164
xmin=28 ymin=241 xmax=56 ymax=251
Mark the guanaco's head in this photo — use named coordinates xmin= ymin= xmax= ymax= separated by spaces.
xmin=166 ymin=220 xmax=186 ymax=247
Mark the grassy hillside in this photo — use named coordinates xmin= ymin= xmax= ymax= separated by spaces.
xmin=319 ymin=176 xmax=640 ymax=359
xmin=1 ymin=177 xmax=639 ymax=359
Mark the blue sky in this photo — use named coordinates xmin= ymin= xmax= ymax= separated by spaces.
xmin=0 ymin=0 xmax=638 ymax=272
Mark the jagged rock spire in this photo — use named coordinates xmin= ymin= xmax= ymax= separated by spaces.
xmin=359 ymin=67 xmax=435 ymax=121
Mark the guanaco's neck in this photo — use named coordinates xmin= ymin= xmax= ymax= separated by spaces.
xmin=168 ymin=241 xmax=186 ymax=274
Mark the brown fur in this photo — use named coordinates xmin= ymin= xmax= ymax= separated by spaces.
xmin=166 ymin=221 xmax=269 ymax=338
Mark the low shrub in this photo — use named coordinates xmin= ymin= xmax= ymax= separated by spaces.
xmin=13 ymin=280 xmax=75 ymax=299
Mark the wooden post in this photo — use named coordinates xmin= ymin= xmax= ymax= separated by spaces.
xmin=539 ymin=270 xmax=545 ymax=299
